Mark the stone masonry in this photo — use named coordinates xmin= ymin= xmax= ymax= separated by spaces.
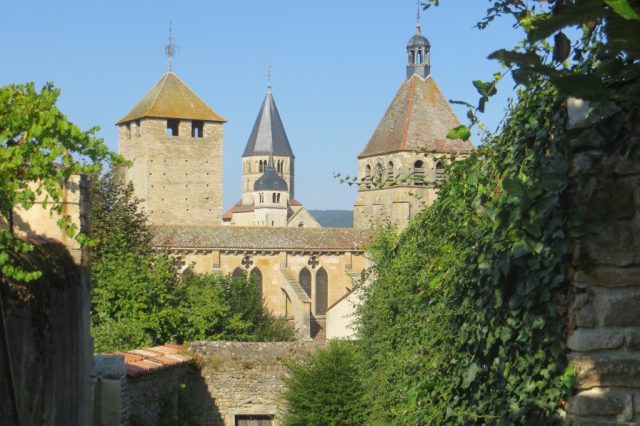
xmin=565 ymin=103 xmax=640 ymax=424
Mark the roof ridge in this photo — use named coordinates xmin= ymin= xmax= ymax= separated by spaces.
xmin=400 ymin=76 xmax=417 ymax=148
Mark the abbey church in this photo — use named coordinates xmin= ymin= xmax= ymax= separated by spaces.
xmin=117 ymin=17 xmax=472 ymax=339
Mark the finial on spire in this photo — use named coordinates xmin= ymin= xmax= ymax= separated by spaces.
xmin=165 ymin=21 xmax=176 ymax=71
xmin=416 ymin=1 xmax=422 ymax=34
xmin=267 ymin=65 xmax=272 ymax=92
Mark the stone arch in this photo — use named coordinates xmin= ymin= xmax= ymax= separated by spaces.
xmin=250 ymin=267 xmax=263 ymax=299
xmin=232 ymin=267 xmax=244 ymax=279
xmin=435 ymin=160 xmax=445 ymax=186
xmin=413 ymin=160 xmax=425 ymax=186
xmin=387 ymin=161 xmax=394 ymax=180
xmin=315 ymin=268 xmax=328 ymax=315
xmin=375 ymin=162 xmax=384 ymax=181
xmin=299 ymin=268 xmax=311 ymax=298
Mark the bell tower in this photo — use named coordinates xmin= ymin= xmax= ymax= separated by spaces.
xmin=406 ymin=8 xmax=431 ymax=79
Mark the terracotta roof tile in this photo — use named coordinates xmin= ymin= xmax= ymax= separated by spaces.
xmin=359 ymin=74 xmax=474 ymax=158
xmin=110 ymin=344 xmax=192 ymax=377
xmin=116 ymin=72 xmax=225 ymax=124
xmin=152 ymin=225 xmax=371 ymax=252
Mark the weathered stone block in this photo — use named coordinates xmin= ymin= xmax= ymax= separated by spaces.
xmin=625 ymin=329 xmax=640 ymax=350
xmin=582 ymin=221 xmax=635 ymax=266
xmin=585 ymin=179 xmax=636 ymax=221
xmin=568 ymin=329 xmax=624 ymax=352
xmin=598 ymin=290 xmax=640 ymax=327
xmin=574 ymin=357 xmax=640 ymax=389
xmin=575 ymin=267 xmax=640 ymax=288
xmin=94 ymin=355 xmax=126 ymax=380
xmin=566 ymin=388 xmax=629 ymax=417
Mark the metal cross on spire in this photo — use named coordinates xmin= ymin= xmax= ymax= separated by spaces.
xmin=416 ymin=0 xmax=422 ymax=34
xmin=267 ymin=65 xmax=272 ymax=92
xmin=165 ymin=21 xmax=176 ymax=71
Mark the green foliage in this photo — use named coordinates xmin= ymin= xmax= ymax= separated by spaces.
xmin=0 ymin=82 xmax=119 ymax=283
xmin=357 ymin=81 xmax=577 ymax=424
xmin=283 ymin=340 xmax=367 ymax=426
xmin=89 ymin=172 xmax=295 ymax=352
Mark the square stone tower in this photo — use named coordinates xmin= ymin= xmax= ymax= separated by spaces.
xmin=117 ymin=72 xmax=226 ymax=226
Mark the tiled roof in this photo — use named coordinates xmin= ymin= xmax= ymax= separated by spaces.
xmin=112 ymin=344 xmax=191 ymax=377
xmin=242 ymin=89 xmax=294 ymax=158
xmin=116 ymin=72 xmax=225 ymax=124
xmin=152 ymin=225 xmax=371 ymax=252
xmin=359 ymin=74 xmax=474 ymax=158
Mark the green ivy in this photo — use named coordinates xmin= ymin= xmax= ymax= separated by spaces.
xmin=356 ymin=80 xmax=577 ymax=424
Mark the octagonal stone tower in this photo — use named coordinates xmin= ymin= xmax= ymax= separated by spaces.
xmin=117 ymin=72 xmax=226 ymax=226
xmin=353 ymin=17 xmax=474 ymax=230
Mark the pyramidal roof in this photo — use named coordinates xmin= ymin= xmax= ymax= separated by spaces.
xmin=359 ymin=75 xmax=473 ymax=158
xmin=242 ymin=89 xmax=294 ymax=158
xmin=116 ymin=72 xmax=225 ymax=125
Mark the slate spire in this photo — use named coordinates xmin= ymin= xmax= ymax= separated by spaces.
xmin=242 ymin=87 xmax=294 ymax=158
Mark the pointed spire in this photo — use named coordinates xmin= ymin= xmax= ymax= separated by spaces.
xmin=242 ymin=86 xmax=294 ymax=158
xmin=165 ymin=21 xmax=176 ymax=72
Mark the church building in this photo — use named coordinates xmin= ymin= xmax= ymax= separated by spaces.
xmin=116 ymin=14 xmax=471 ymax=340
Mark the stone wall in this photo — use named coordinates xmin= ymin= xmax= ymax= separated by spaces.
xmin=189 ymin=341 xmax=319 ymax=426
xmin=565 ymin=104 xmax=640 ymax=423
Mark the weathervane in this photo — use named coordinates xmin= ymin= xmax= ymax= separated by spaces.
xmin=416 ymin=1 xmax=422 ymax=34
xmin=165 ymin=21 xmax=176 ymax=71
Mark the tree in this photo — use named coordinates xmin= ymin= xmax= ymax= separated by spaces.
xmin=1 ymin=82 xmax=119 ymax=283
xmin=283 ymin=340 xmax=367 ymax=426
xmin=89 ymin=172 xmax=295 ymax=352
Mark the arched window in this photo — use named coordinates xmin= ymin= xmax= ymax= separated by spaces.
xmin=315 ymin=268 xmax=328 ymax=315
xmin=435 ymin=161 xmax=445 ymax=186
xmin=387 ymin=161 xmax=394 ymax=180
xmin=259 ymin=160 xmax=265 ymax=173
xmin=232 ymin=267 xmax=245 ymax=279
xmin=414 ymin=160 xmax=424 ymax=186
xmin=364 ymin=164 xmax=372 ymax=189
xmin=276 ymin=193 xmax=281 ymax=203
xmin=375 ymin=163 xmax=384 ymax=181
xmin=299 ymin=268 xmax=311 ymax=298
xmin=259 ymin=192 xmax=264 ymax=203
xmin=272 ymin=192 xmax=277 ymax=203
xmin=250 ymin=268 xmax=263 ymax=299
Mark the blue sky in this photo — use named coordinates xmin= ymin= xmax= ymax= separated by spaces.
xmin=2 ymin=1 xmax=522 ymax=210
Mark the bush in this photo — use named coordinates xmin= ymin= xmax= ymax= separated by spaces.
xmin=283 ymin=340 xmax=366 ymax=426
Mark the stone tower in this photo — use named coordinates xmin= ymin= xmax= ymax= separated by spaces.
xmin=253 ymin=155 xmax=290 ymax=227
xmin=241 ymin=86 xmax=295 ymax=205
xmin=353 ymin=16 xmax=474 ymax=230
xmin=117 ymin=72 xmax=226 ymax=226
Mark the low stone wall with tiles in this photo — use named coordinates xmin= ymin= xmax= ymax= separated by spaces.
xmin=565 ymin=105 xmax=640 ymax=423
xmin=189 ymin=341 xmax=320 ymax=426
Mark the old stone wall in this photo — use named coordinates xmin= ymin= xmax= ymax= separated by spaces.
xmin=189 ymin=341 xmax=319 ymax=426
xmin=565 ymin=105 xmax=640 ymax=423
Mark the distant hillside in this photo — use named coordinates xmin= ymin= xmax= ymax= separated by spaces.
xmin=309 ymin=210 xmax=353 ymax=228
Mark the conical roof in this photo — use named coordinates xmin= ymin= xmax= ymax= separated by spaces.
xmin=254 ymin=155 xmax=289 ymax=191
xmin=359 ymin=75 xmax=473 ymax=158
xmin=242 ymin=89 xmax=294 ymax=158
xmin=116 ymin=72 xmax=225 ymax=124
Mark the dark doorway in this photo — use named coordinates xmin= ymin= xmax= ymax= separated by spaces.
xmin=235 ymin=414 xmax=274 ymax=426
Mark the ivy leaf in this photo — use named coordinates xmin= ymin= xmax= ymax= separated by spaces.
xmin=529 ymin=0 xmax=604 ymax=42
xmin=553 ymin=32 xmax=571 ymax=63
xmin=502 ymin=178 xmax=524 ymax=198
xmin=605 ymin=0 xmax=640 ymax=20
xmin=551 ymin=75 xmax=610 ymax=100
xmin=446 ymin=125 xmax=471 ymax=141
xmin=462 ymin=363 xmax=480 ymax=389
xmin=487 ymin=49 xmax=541 ymax=67
xmin=473 ymin=80 xmax=497 ymax=97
